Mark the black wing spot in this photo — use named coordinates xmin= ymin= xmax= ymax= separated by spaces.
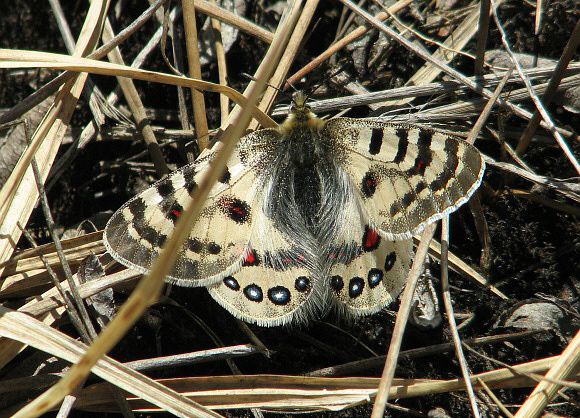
xmin=219 ymin=197 xmax=251 ymax=223
xmin=128 ymin=197 xmax=147 ymax=218
xmin=349 ymin=277 xmax=365 ymax=298
xmin=133 ymin=216 xmax=166 ymax=248
xmin=415 ymin=181 xmax=428 ymax=194
xmin=394 ymin=129 xmax=408 ymax=163
xmin=331 ymin=275 xmax=344 ymax=292
xmin=223 ymin=276 xmax=240 ymax=291
xmin=244 ymin=284 xmax=263 ymax=302
xmin=268 ymin=286 xmax=291 ymax=305
xmin=187 ymin=238 xmax=203 ymax=253
xmin=182 ymin=166 xmax=198 ymax=195
xmin=384 ymin=251 xmax=397 ymax=272
xmin=368 ymin=268 xmax=383 ymax=288
xmin=207 ymin=242 xmax=221 ymax=255
xmin=166 ymin=202 xmax=183 ymax=223
xmin=219 ymin=167 xmax=231 ymax=184
xmin=402 ymin=192 xmax=415 ymax=208
xmin=295 ymin=276 xmax=310 ymax=292
xmin=390 ymin=201 xmax=402 ymax=217
xmin=156 ymin=180 xmax=175 ymax=198
xmin=413 ymin=130 xmax=433 ymax=176
xmin=368 ymin=128 xmax=383 ymax=155
xmin=361 ymin=171 xmax=377 ymax=198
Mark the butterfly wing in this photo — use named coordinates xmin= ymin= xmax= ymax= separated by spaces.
xmin=206 ymin=200 xmax=321 ymax=326
xmin=328 ymin=236 xmax=412 ymax=317
xmin=315 ymin=170 xmax=411 ymax=316
xmin=323 ymin=118 xmax=485 ymax=240
xmin=103 ymin=129 xmax=281 ymax=287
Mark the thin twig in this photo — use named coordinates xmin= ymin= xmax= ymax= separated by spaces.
xmin=466 ymin=66 xmax=513 ymax=144
xmin=182 ymin=0 xmax=210 ymax=150
xmin=17 ymin=225 xmax=87 ymax=341
xmin=29 ymin=137 xmax=97 ymax=342
xmin=473 ymin=0 xmax=490 ymax=76
xmin=441 ymin=217 xmax=481 ymax=417
xmin=477 ymin=377 xmax=515 ymax=418
xmin=516 ymin=18 xmax=580 ymax=154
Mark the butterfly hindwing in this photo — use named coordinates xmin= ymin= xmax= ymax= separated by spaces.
xmin=323 ymin=118 xmax=485 ymax=239
xmin=317 ymin=181 xmax=412 ymax=316
xmin=207 ymin=200 xmax=321 ymax=326
xmin=328 ymin=233 xmax=411 ymax=317
xmin=104 ymin=128 xmax=281 ymax=286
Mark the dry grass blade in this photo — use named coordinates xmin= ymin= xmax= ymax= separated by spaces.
xmin=207 ymin=0 xmax=230 ymax=125
xmin=0 ymin=50 xmax=276 ymax=128
xmin=474 ymin=0 xmax=491 ymax=76
xmin=0 ymin=231 xmax=103 ymax=276
xmin=182 ymin=0 xmax=210 ymax=150
xmin=0 ymin=307 xmax=220 ymax=417
xmin=59 ymin=357 xmax=576 ymax=413
xmin=195 ymin=0 xmax=274 ymax=43
xmin=441 ymin=217 xmax=480 ymax=417
xmin=515 ymin=330 xmax=580 ymax=417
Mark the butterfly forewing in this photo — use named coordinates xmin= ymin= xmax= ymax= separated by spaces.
xmin=323 ymin=119 xmax=485 ymax=239
xmin=104 ymin=129 xmax=282 ymax=286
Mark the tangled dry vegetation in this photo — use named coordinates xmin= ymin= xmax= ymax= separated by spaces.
xmin=0 ymin=0 xmax=579 ymax=416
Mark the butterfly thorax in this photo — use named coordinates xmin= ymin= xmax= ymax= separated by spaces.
xmin=277 ymin=100 xmax=327 ymax=164
xmin=262 ymin=104 xmax=344 ymax=262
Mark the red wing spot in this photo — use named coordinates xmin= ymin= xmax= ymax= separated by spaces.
xmin=244 ymin=251 xmax=255 ymax=264
xmin=165 ymin=202 xmax=184 ymax=223
xmin=362 ymin=226 xmax=381 ymax=251
xmin=361 ymin=172 xmax=377 ymax=197
xmin=415 ymin=158 xmax=426 ymax=174
xmin=242 ymin=248 xmax=259 ymax=266
xmin=219 ymin=197 xmax=250 ymax=224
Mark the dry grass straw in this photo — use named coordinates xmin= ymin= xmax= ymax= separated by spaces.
xmin=0 ymin=0 xmax=578 ymax=416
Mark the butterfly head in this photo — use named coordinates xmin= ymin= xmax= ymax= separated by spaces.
xmin=279 ymin=91 xmax=323 ymax=134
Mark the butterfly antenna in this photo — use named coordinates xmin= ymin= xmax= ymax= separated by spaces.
xmin=303 ymin=65 xmax=348 ymax=103
xmin=240 ymin=73 xmax=297 ymax=107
